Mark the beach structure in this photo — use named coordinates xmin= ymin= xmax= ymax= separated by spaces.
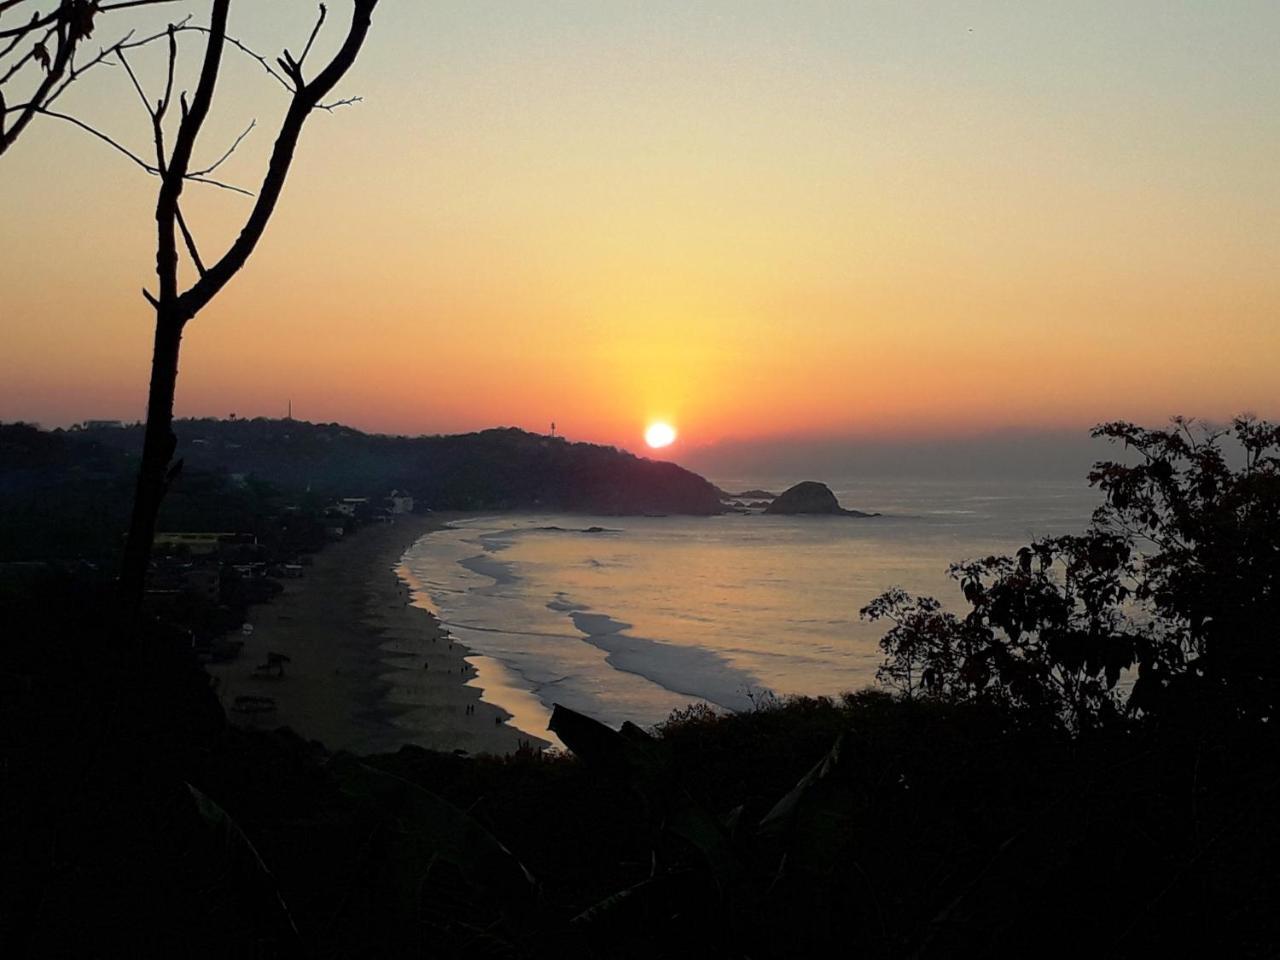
xmin=331 ymin=497 xmax=371 ymax=517
xmin=387 ymin=490 xmax=415 ymax=514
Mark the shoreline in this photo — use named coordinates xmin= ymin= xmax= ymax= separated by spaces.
xmin=207 ymin=514 xmax=550 ymax=756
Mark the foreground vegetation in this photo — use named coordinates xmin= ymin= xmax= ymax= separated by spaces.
xmin=2 ymin=416 xmax=1277 ymax=957
xmin=3 ymin=620 xmax=1276 ymax=958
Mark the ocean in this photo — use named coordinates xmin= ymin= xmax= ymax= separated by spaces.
xmin=400 ymin=477 xmax=1102 ymax=746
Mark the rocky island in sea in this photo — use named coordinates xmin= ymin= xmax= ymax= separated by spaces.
xmin=764 ymin=480 xmax=878 ymax=516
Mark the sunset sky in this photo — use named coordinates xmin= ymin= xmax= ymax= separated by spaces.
xmin=2 ymin=1 xmax=1277 ymax=457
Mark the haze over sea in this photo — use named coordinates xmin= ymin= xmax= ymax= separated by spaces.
xmin=402 ymin=477 xmax=1101 ymax=745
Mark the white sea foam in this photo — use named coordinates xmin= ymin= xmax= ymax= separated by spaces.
xmin=401 ymin=478 xmax=1100 ymax=740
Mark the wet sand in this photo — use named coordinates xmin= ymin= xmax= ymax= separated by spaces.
xmin=207 ymin=515 xmax=549 ymax=756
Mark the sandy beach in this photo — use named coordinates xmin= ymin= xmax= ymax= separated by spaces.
xmin=207 ymin=515 xmax=549 ymax=756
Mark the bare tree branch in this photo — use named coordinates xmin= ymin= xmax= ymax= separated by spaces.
xmin=0 ymin=0 xmax=191 ymax=156
xmin=315 ymin=93 xmax=360 ymax=112
xmin=0 ymin=26 xmax=53 ymax=85
xmin=35 ymin=104 xmax=155 ymax=172
xmin=154 ymin=0 xmax=226 ymax=306
xmin=113 ymin=45 xmax=153 ymax=117
xmin=176 ymin=21 xmax=291 ymax=92
xmin=117 ymin=0 xmax=380 ymax=624
xmin=0 ymin=0 xmax=180 ymax=40
xmin=184 ymin=171 xmax=251 ymax=195
xmin=0 ymin=15 xmax=71 ymax=151
xmin=33 ymin=105 xmax=252 ymax=193
xmin=296 ymin=2 xmax=325 ymax=72
xmin=187 ymin=115 xmax=251 ymax=176
xmin=0 ymin=6 xmax=59 ymax=41
xmin=181 ymin=0 xmax=376 ymax=317
xmin=99 ymin=0 xmax=182 ymax=13
xmin=158 ymin=20 xmax=175 ymax=115
xmin=174 ymin=202 xmax=205 ymax=275
xmin=0 ymin=28 xmax=28 ymax=65
xmin=41 ymin=22 xmax=183 ymax=110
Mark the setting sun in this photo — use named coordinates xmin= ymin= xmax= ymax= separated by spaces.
xmin=645 ymin=422 xmax=677 ymax=449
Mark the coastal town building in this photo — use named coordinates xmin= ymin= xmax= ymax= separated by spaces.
xmin=387 ymin=490 xmax=414 ymax=514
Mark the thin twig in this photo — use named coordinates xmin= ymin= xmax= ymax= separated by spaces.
xmin=183 ymin=173 xmax=251 ymax=196
xmin=0 ymin=22 xmax=34 ymax=71
xmin=0 ymin=33 xmax=24 ymax=65
xmin=159 ymin=22 xmax=176 ymax=116
xmin=175 ymin=204 xmax=206 ymax=276
xmin=0 ymin=6 xmax=57 ymax=41
xmin=42 ymin=17 xmax=190 ymax=112
xmin=0 ymin=25 xmax=54 ymax=85
xmin=36 ymin=105 xmax=155 ymax=172
xmin=98 ymin=0 xmax=182 ymax=11
xmin=179 ymin=0 xmax=378 ymax=316
xmin=113 ymin=13 xmax=188 ymax=52
xmin=188 ymin=117 xmax=253 ymax=176
xmin=33 ymin=106 xmax=253 ymax=194
xmin=316 ymin=94 xmax=361 ymax=112
xmin=296 ymin=3 xmax=326 ymax=73
xmin=177 ymin=22 xmax=292 ymax=92
xmin=0 ymin=0 xmax=180 ymax=40
xmin=276 ymin=50 xmax=300 ymax=87
xmin=113 ymin=46 xmax=153 ymax=117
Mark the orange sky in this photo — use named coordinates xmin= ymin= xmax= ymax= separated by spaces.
xmin=2 ymin=2 xmax=1277 ymax=455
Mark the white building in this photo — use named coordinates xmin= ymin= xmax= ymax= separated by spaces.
xmin=387 ymin=490 xmax=415 ymax=515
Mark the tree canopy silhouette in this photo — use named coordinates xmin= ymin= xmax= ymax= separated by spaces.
xmin=863 ymin=416 xmax=1280 ymax=729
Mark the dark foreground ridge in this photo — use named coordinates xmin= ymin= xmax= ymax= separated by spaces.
xmin=764 ymin=480 xmax=877 ymax=516
xmin=2 ymin=591 xmax=1276 ymax=960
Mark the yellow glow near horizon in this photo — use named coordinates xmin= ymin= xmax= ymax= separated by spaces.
xmin=645 ymin=422 xmax=677 ymax=449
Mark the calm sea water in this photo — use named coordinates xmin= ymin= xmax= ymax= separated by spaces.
xmin=401 ymin=477 xmax=1101 ymax=745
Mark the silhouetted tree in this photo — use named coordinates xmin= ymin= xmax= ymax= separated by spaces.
xmin=864 ymin=416 xmax=1280 ymax=729
xmin=112 ymin=0 xmax=380 ymax=620
xmin=0 ymin=0 xmax=186 ymax=158
xmin=864 ymin=530 xmax=1141 ymax=730
xmin=1090 ymin=416 xmax=1280 ymax=716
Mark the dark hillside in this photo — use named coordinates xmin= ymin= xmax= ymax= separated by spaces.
xmin=76 ymin=419 xmax=724 ymax=515
xmin=0 ymin=424 xmax=136 ymax=561
xmin=0 ymin=419 xmax=723 ymax=562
